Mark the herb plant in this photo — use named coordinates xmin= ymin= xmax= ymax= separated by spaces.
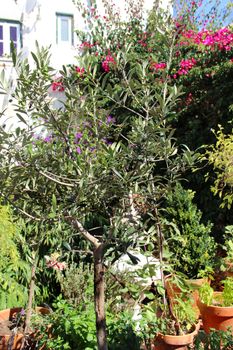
xmin=199 ymin=277 xmax=233 ymax=307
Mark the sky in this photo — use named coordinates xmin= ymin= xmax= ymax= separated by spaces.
xmin=174 ymin=0 xmax=233 ymax=27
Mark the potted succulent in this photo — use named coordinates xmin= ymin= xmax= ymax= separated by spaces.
xmin=198 ymin=277 xmax=233 ymax=334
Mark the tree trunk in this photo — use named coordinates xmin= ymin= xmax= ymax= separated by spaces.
xmin=20 ymin=254 xmax=38 ymax=350
xmin=93 ymin=244 xmax=108 ymax=350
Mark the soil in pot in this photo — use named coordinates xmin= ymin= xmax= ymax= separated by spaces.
xmin=0 ymin=307 xmax=50 ymax=350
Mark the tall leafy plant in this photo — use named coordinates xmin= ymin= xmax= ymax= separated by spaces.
xmin=0 ymin=3 xmax=194 ymax=349
xmin=0 ymin=205 xmax=29 ymax=309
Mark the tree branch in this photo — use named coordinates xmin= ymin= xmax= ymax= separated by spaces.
xmin=66 ymin=215 xmax=101 ymax=248
xmin=39 ymin=170 xmax=76 ymax=187
xmin=0 ymin=191 xmax=41 ymax=221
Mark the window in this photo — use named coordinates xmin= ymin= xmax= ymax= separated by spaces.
xmin=0 ymin=20 xmax=21 ymax=57
xmin=56 ymin=14 xmax=73 ymax=45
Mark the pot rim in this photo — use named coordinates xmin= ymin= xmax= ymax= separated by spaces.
xmin=158 ymin=320 xmax=201 ymax=341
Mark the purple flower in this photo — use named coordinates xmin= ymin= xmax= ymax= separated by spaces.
xmin=105 ymin=140 xmax=113 ymax=145
xmin=43 ymin=135 xmax=53 ymax=143
xmin=75 ymin=132 xmax=83 ymax=139
xmin=106 ymin=115 xmax=116 ymax=124
xmin=76 ymin=146 xmax=82 ymax=154
xmin=74 ymin=132 xmax=83 ymax=143
xmin=103 ymin=137 xmax=113 ymax=145
xmin=20 ymin=309 xmax=25 ymax=316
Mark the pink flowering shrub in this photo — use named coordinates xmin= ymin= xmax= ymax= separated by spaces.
xmin=102 ymin=54 xmax=116 ymax=72
xmin=151 ymin=62 xmax=167 ymax=71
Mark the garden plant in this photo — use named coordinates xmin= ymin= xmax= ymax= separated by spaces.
xmin=0 ymin=0 xmax=232 ymax=349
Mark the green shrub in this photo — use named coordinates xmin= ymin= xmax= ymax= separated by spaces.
xmin=0 ymin=205 xmax=29 ymax=309
xmin=194 ymin=329 xmax=233 ymax=349
xmin=204 ymin=126 xmax=233 ymax=209
xmin=162 ymin=183 xmax=216 ymax=278
xmin=36 ymin=297 xmax=140 ymax=350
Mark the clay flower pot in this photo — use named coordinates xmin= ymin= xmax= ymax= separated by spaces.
xmin=198 ymin=291 xmax=233 ymax=334
xmin=0 ymin=307 xmax=50 ymax=350
xmin=153 ymin=321 xmax=201 ymax=350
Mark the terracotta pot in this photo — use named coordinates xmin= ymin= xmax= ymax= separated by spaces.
xmin=153 ymin=322 xmax=200 ymax=350
xmin=0 ymin=307 xmax=50 ymax=350
xmin=165 ymin=276 xmax=208 ymax=318
xmin=198 ymin=291 xmax=233 ymax=334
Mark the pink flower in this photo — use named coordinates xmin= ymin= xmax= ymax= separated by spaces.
xmin=151 ymin=62 xmax=167 ymax=71
xmin=75 ymin=67 xmax=85 ymax=76
xmin=51 ymin=81 xmax=64 ymax=92
xmin=185 ymin=92 xmax=193 ymax=105
xmin=45 ymin=256 xmax=67 ymax=271
xmin=180 ymin=58 xmax=196 ymax=70
xmin=80 ymin=41 xmax=93 ymax=49
xmin=47 ymin=261 xmax=66 ymax=271
xmin=102 ymin=55 xmax=116 ymax=72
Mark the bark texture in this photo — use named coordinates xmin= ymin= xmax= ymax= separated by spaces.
xmin=94 ymin=244 xmax=108 ymax=350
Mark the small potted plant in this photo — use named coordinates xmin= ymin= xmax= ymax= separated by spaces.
xmin=198 ymin=277 xmax=233 ymax=334
xmin=0 ymin=307 xmax=50 ymax=350
xmin=139 ymin=287 xmax=200 ymax=350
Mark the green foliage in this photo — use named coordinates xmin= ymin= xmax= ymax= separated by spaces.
xmin=222 ymin=277 xmax=233 ymax=306
xmin=139 ymin=295 xmax=198 ymax=347
xmin=194 ymin=329 xmax=233 ymax=349
xmin=36 ymin=297 xmax=140 ymax=350
xmin=199 ymin=277 xmax=233 ymax=307
xmin=0 ymin=1 xmax=194 ymax=298
xmin=57 ymin=262 xmax=93 ymax=307
xmin=204 ymin=126 xmax=233 ymax=209
xmin=162 ymin=183 xmax=216 ymax=278
xmin=107 ymin=311 xmax=141 ymax=350
xmin=0 ymin=205 xmax=29 ymax=309
xmin=199 ymin=282 xmax=214 ymax=306
xmin=36 ymin=297 xmax=97 ymax=350
xmin=173 ymin=298 xmax=197 ymax=332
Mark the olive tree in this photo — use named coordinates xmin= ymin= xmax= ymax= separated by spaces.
xmin=0 ymin=5 xmax=193 ymax=349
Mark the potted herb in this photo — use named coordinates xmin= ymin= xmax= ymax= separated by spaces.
xmin=198 ymin=277 xmax=233 ymax=334
xmin=140 ymin=294 xmax=200 ymax=350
